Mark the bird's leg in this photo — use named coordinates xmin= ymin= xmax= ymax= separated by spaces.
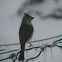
xmin=28 ymin=42 xmax=33 ymax=48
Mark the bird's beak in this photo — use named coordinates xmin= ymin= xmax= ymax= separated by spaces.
xmin=32 ymin=17 xmax=34 ymax=19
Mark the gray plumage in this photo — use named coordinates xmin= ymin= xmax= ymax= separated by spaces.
xmin=18 ymin=13 xmax=34 ymax=61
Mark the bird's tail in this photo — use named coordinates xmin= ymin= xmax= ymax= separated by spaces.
xmin=18 ymin=44 xmax=25 ymax=61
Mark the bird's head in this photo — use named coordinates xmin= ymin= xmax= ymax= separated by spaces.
xmin=22 ymin=13 xmax=34 ymax=23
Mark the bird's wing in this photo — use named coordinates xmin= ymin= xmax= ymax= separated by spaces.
xmin=19 ymin=23 xmax=33 ymax=44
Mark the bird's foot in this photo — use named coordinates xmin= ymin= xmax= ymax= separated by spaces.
xmin=28 ymin=42 xmax=33 ymax=48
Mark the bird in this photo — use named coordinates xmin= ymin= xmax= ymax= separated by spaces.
xmin=18 ymin=13 xmax=34 ymax=61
